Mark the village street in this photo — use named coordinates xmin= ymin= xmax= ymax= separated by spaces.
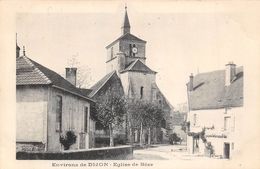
xmin=133 ymin=144 xmax=224 ymax=161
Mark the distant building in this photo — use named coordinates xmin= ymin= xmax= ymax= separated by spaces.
xmin=186 ymin=62 xmax=243 ymax=159
xmin=171 ymin=111 xmax=187 ymax=143
xmin=16 ymin=45 xmax=95 ymax=152
xmin=85 ymin=7 xmax=174 ymax=144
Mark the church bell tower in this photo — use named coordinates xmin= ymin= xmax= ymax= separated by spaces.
xmin=105 ymin=6 xmax=147 ymax=73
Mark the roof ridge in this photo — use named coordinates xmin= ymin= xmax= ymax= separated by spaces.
xmin=153 ymin=83 xmax=175 ymax=111
xmin=128 ymin=59 xmax=139 ymax=70
xmin=88 ymin=70 xmax=117 ymax=97
xmin=22 ymin=56 xmax=52 ymax=84
xmin=106 ymin=33 xmax=146 ymax=48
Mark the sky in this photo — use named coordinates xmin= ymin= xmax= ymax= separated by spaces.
xmin=16 ymin=2 xmax=260 ymax=108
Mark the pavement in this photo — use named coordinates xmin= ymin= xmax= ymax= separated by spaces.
xmin=133 ymin=144 xmax=224 ymax=161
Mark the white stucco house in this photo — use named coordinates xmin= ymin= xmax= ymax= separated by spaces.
xmin=16 ymin=45 xmax=96 ymax=152
xmin=186 ymin=62 xmax=243 ymax=159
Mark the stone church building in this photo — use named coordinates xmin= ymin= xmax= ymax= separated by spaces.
xmin=85 ymin=7 xmax=174 ymax=144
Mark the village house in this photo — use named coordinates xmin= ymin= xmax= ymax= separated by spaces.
xmin=82 ymin=7 xmax=174 ymax=145
xmin=186 ymin=62 xmax=243 ymax=159
xmin=16 ymin=44 xmax=96 ymax=152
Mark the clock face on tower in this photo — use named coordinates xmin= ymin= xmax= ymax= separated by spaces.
xmin=132 ymin=47 xmax=138 ymax=54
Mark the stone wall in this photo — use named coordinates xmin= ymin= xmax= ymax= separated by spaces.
xmin=17 ymin=146 xmax=133 ymax=160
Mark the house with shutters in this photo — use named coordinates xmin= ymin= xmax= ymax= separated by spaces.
xmin=82 ymin=6 xmax=174 ymax=144
xmin=16 ymin=44 xmax=96 ymax=152
xmin=186 ymin=62 xmax=243 ymax=159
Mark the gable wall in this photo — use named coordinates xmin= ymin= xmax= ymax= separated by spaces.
xmin=92 ymin=73 xmax=126 ymax=137
xmin=16 ymin=86 xmax=48 ymax=144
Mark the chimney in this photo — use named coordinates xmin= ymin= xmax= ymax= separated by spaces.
xmin=225 ymin=62 xmax=236 ymax=86
xmin=66 ymin=68 xmax=77 ymax=86
xmin=189 ymin=73 xmax=194 ymax=91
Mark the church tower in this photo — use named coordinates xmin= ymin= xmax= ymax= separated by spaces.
xmin=90 ymin=6 xmax=174 ymax=144
xmin=105 ymin=6 xmax=159 ymax=102
xmin=106 ymin=6 xmax=147 ymax=74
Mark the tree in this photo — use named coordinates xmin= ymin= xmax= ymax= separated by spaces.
xmin=95 ymin=87 xmax=127 ymax=147
xmin=66 ymin=54 xmax=92 ymax=88
xmin=128 ymin=100 xmax=164 ymax=146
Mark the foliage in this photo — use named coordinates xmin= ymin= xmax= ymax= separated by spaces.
xmin=128 ymin=100 xmax=164 ymax=129
xmin=128 ymin=100 xmax=164 ymax=145
xmin=94 ymin=86 xmax=127 ymax=146
xmin=188 ymin=128 xmax=215 ymax=157
xmin=169 ymin=133 xmax=182 ymax=145
xmin=59 ymin=131 xmax=77 ymax=150
xmin=205 ymin=142 xmax=214 ymax=157
xmin=67 ymin=54 xmax=92 ymax=88
xmin=95 ymin=87 xmax=127 ymax=128
xmin=181 ymin=121 xmax=190 ymax=133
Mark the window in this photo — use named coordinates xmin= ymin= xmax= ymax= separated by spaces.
xmin=193 ymin=114 xmax=197 ymax=126
xmin=110 ymin=47 xmax=113 ymax=59
xmin=84 ymin=107 xmax=89 ymax=133
xmin=140 ymin=86 xmax=144 ymax=99
xmin=224 ymin=116 xmax=231 ymax=131
xmin=129 ymin=44 xmax=132 ymax=56
xmin=56 ymin=96 xmax=62 ymax=132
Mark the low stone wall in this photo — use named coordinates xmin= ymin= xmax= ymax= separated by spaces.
xmin=17 ymin=145 xmax=133 ymax=160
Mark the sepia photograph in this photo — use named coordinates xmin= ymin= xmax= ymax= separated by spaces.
xmin=1 ymin=0 xmax=260 ymax=169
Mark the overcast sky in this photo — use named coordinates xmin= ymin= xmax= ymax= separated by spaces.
xmin=16 ymin=2 xmax=260 ymax=108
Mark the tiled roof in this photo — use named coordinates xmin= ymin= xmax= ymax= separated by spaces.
xmin=16 ymin=56 xmax=94 ymax=102
xmin=152 ymin=83 xmax=173 ymax=112
xmin=120 ymin=59 xmax=156 ymax=74
xmin=106 ymin=33 xmax=146 ymax=48
xmin=188 ymin=67 xmax=243 ymax=110
xmin=78 ymin=88 xmax=93 ymax=96
xmin=16 ymin=56 xmax=51 ymax=85
xmin=88 ymin=71 xmax=117 ymax=98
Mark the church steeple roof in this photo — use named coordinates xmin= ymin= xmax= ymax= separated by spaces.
xmin=121 ymin=5 xmax=130 ymax=35
xmin=16 ymin=33 xmax=20 ymax=58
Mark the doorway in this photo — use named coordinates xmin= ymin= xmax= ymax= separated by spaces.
xmin=224 ymin=143 xmax=230 ymax=159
